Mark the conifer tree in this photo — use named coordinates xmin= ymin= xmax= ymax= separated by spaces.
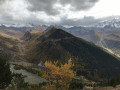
xmin=0 ymin=58 xmax=12 ymax=89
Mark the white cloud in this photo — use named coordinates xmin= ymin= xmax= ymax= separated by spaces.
xmin=81 ymin=0 xmax=120 ymax=18
xmin=0 ymin=0 xmax=120 ymax=25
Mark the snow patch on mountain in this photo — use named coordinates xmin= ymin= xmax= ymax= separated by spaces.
xmin=0 ymin=23 xmax=34 ymax=28
xmin=89 ymin=16 xmax=120 ymax=28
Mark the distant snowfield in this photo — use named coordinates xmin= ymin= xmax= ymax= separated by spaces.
xmin=10 ymin=64 xmax=47 ymax=84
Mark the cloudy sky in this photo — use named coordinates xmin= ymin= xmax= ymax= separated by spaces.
xmin=0 ymin=0 xmax=120 ymax=25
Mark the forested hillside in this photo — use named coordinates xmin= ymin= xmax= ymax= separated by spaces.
xmin=24 ymin=26 xmax=120 ymax=80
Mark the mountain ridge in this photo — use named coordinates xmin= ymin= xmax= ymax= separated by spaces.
xmin=24 ymin=26 xmax=120 ymax=80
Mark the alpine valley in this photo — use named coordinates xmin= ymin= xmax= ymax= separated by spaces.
xmin=0 ymin=17 xmax=120 ymax=89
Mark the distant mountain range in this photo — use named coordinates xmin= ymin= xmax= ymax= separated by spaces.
xmin=62 ymin=26 xmax=120 ymax=57
xmin=0 ymin=20 xmax=120 ymax=58
xmin=0 ymin=23 xmax=34 ymax=28
xmin=1 ymin=16 xmax=120 ymax=28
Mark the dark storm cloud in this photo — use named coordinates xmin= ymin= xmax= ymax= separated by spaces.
xmin=27 ymin=0 xmax=59 ymax=15
xmin=58 ymin=16 xmax=100 ymax=26
xmin=27 ymin=0 xmax=99 ymax=15
xmin=0 ymin=0 xmax=100 ymax=25
xmin=60 ymin=0 xmax=99 ymax=11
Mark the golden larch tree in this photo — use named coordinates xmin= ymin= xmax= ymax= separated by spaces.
xmin=43 ymin=59 xmax=76 ymax=89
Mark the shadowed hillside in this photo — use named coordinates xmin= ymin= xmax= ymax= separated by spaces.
xmin=24 ymin=26 xmax=120 ymax=80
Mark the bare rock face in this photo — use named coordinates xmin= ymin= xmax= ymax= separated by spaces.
xmin=21 ymin=31 xmax=32 ymax=41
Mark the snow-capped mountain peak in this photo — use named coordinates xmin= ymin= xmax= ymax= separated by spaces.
xmin=93 ymin=17 xmax=120 ymax=28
